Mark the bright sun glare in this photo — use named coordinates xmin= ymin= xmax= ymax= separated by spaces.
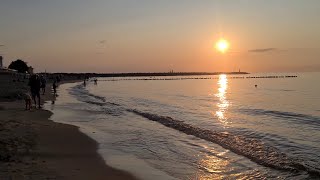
xmin=216 ymin=39 xmax=229 ymax=53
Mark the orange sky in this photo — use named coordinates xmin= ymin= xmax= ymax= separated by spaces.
xmin=1 ymin=0 xmax=320 ymax=73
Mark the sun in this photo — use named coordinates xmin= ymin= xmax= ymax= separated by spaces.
xmin=215 ymin=39 xmax=229 ymax=53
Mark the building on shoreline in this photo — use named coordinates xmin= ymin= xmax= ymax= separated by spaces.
xmin=28 ymin=66 xmax=34 ymax=75
xmin=0 ymin=56 xmax=19 ymax=75
xmin=0 ymin=56 xmax=3 ymax=68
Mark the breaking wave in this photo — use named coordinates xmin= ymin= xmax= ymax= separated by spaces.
xmin=127 ymin=110 xmax=320 ymax=175
xmin=70 ymin=84 xmax=120 ymax=107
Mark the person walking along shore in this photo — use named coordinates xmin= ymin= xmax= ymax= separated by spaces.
xmin=28 ymin=74 xmax=41 ymax=109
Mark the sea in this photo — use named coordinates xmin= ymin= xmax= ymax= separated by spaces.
xmin=45 ymin=72 xmax=320 ymax=180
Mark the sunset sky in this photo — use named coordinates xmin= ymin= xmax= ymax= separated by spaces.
xmin=1 ymin=0 xmax=320 ymax=73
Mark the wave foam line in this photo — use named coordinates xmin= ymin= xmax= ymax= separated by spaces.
xmin=128 ymin=109 xmax=320 ymax=175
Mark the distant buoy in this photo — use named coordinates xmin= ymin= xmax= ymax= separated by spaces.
xmin=255 ymin=85 xmax=258 ymax=88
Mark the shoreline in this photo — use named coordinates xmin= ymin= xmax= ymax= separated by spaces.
xmin=0 ymin=79 xmax=138 ymax=179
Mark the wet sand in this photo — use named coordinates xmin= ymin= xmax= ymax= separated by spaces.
xmin=0 ymin=79 xmax=138 ymax=179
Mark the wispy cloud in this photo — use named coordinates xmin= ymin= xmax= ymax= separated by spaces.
xmin=98 ymin=40 xmax=106 ymax=44
xmin=96 ymin=40 xmax=107 ymax=54
xmin=248 ymin=48 xmax=277 ymax=53
xmin=0 ymin=44 xmax=4 ymax=47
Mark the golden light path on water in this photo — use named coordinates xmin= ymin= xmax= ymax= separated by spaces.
xmin=196 ymin=75 xmax=233 ymax=179
xmin=215 ymin=74 xmax=230 ymax=126
xmin=196 ymin=148 xmax=231 ymax=179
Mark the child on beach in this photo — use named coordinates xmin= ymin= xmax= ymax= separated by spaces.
xmin=23 ymin=93 xmax=32 ymax=110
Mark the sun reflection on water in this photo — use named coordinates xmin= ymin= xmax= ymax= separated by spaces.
xmin=196 ymin=149 xmax=231 ymax=179
xmin=195 ymin=75 xmax=232 ymax=179
xmin=215 ymin=74 xmax=230 ymax=126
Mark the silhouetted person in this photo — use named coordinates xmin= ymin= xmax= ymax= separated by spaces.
xmin=28 ymin=74 xmax=41 ymax=109
xmin=83 ymin=79 xmax=86 ymax=87
xmin=40 ymin=75 xmax=47 ymax=95
xmin=53 ymin=80 xmax=57 ymax=95
xmin=94 ymin=79 xmax=97 ymax=85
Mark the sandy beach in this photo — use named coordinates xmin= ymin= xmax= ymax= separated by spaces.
xmin=0 ymin=77 xmax=137 ymax=180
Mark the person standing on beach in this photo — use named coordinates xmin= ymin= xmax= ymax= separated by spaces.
xmin=53 ymin=80 xmax=57 ymax=95
xmin=40 ymin=75 xmax=47 ymax=95
xmin=28 ymin=74 xmax=41 ymax=109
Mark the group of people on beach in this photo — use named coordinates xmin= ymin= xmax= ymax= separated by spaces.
xmin=27 ymin=74 xmax=58 ymax=109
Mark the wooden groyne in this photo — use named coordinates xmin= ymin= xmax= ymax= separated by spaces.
xmin=245 ymin=75 xmax=297 ymax=79
xmin=99 ymin=75 xmax=298 ymax=81
xmin=38 ymin=72 xmax=248 ymax=80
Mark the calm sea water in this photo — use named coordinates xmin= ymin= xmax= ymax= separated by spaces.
xmin=46 ymin=72 xmax=320 ymax=180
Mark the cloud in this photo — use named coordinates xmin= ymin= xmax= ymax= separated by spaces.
xmin=0 ymin=44 xmax=4 ymax=47
xmin=248 ymin=48 xmax=277 ymax=53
